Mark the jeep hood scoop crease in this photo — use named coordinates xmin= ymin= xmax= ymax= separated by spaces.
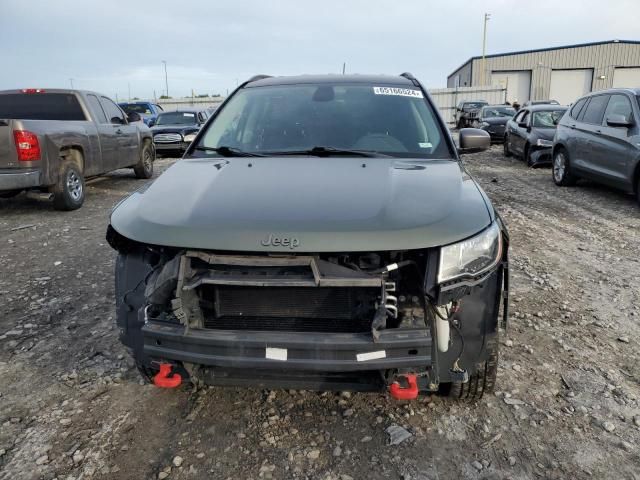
xmin=110 ymin=157 xmax=492 ymax=252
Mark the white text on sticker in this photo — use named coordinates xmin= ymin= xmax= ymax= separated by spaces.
xmin=373 ymin=87 xmax=423 ymax=98
xmin=356 ymin=350 xmax=386 ymax=362
xmin=265 ymin=347 xmax=287 ymax=361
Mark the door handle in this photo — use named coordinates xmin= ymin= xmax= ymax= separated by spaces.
xmin=595 ymin=129 xmax=602 ymax=135
xmin=569 ymin=124 xmax=576 ymax=129
xmin=115 ymin=129 xmax=123 ymax=134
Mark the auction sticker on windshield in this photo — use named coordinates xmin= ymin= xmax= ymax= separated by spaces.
xmin=373 ymin=87 xmax=423 ymax=98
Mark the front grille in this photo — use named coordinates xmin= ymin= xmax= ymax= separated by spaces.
xmin=199 ymin=285 xmax=378 ymax=333
xmin=154 ymin=133 xmax=182 ymax=143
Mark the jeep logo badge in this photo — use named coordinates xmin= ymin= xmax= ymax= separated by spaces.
xmin=260 ymin=234 xmax=300 ymax=249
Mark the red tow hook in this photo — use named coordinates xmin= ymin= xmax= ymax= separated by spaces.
xmin=389 ymin=374 xmax=419 ymax=400
xmin=153 ymin=363 xmax=182 ymax=388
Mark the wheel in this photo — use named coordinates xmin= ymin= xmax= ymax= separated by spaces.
xmin=552 ymin=148 xmax=577 ymax=186
xmin=457 ymin=119 xmax=464 ymax=130
xmin=53 ymin=161 xmax=85 ymax=210
xmin=134 ymin=142 xmax=154 ymax=179
xmin=0 ymin=190 xmax=22 ymax=198
xmin=503 ymin=135 xmax=513 ymax=157
xmin=445 ymin=335 xmax=499 ymax=401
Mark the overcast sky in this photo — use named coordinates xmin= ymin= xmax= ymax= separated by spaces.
xmin=1 ymin=0 xmax=637 ymax=100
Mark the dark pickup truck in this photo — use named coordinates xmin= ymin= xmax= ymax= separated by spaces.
xmin=0 ymin=89 xmax=154 ymax=210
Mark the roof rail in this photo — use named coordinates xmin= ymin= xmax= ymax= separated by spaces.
xmin=399 ymin=72 xmax=420 ymax=87
xmin=246 ymin=74 xmax=272 ymax=83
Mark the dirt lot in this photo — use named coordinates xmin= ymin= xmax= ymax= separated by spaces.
xmin=1 ymin=148 xmax=639 ymax=480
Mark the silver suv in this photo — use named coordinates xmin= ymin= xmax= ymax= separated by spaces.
xmin=552 ymin=88 xmax=640 ymax=205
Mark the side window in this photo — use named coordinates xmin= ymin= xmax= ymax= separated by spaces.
xmin=100 ymin=97 xmax=126 ymax=124
xmin=581 ymin=95 xmax=609 ymax=125
xmin=603 ymin=94 xmax=633 ymax=123
xmin=86 ymin=94 xmax=107 ymax=123
xmin=569 ymin=98 xmax=587 ymax=120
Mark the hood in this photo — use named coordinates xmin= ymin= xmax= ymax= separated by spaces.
xmin=482 ymin=117 xmax=510 ymax=125
xmin=532 ymin=127 xmax=556 ymax=140
xmin=110 ymin=157 xmax=493 ymax=252
xmin=151 ymin=125 xmax=199 ymax=135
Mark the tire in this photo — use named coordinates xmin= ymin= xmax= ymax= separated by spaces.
xmin=446 ymin=335 xmax=499 ymax=401
xmin=503 ymin=135 xmax=513 ymax=157
xmin=52 ymin=161 xmax=85 ymax=211
xmin=133 ymin=142 xmax=154 ymax=179
xmin=0 ymin=190 xmax=22 ymax=199
xmin=457 ymin=119 xmax=464 ymax=130
xmin=552 ymin=148 xmax=577 ymax=186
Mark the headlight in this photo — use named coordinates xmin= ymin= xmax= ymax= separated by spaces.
xmin=480 ymin=122 xmax=490 ymax=128
xmin=438 ymin=223 xmax=502 ymax=283
xmin=184 ymin=133 xmax=197 ymax=143
xmin=536 ymin=139 xmax=553 ymax=147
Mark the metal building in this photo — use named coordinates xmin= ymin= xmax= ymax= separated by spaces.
xmin=447 ymin=40 xmax=640 ymax=105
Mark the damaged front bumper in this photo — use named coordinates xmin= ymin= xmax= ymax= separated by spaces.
xmin=528 ymin=147 xmax=552 ymax=166
xmin=143 ymin=322 xmax=431 ymax=372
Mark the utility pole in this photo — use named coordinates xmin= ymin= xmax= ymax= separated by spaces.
xmin=162 ymin=61 xmax=169 ymax=98
xmin=482 ymin=13 xmax=491 ymax=86
xmin=69 ymin=78 xmax=74 ymax=89
xmin=342 ymin=62 xmax=346 ymax=75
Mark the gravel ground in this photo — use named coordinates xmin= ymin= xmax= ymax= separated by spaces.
xmin=1 ymin=148 xmax=639 ymax=480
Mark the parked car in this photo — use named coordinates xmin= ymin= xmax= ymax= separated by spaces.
xmin=454 ymin=100 xmax=488 ymax=129
xmin=107 ymin=73 xmax=509 ymax=402
xmin=503 ymin=105 xmax=568 ymax=166
xmin=119 ymin=101 xmax=164 ymax=126
xmin=151 ymin=109 xmax=209 ymax=156
xmin=522 ymin=99 xmax=560 ymax=107
xmin=472 ymin=105 xmax=516 ymax=142
xmin=552 ymin=88 xmax=640 ymax=205
xmin=0 ymin=88 xmax=154 ymax=210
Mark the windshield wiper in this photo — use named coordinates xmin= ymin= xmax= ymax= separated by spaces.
xmin=193 ymin=146 xmax=265 ymax=157
xmin=264 ymin=146 xmax=386 ymax=158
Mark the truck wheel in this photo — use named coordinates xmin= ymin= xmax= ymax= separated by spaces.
xmin=134 ymin=142 xmax=154 ymax=179
xmin=457 ymin=119 xmax=465 ymax=130
xmin=552 ymin=148 xmax=577 ymax=186
xmin=53 ymin=162 xmax=85 ymax=210
xmin=445 ymin=336 xmax=499 ymax=401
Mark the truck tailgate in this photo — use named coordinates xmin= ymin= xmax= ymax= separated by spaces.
xmin=0 ymin=119 xmax=18 ymax=167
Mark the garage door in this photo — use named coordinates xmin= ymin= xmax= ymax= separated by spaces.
xmin=612 ymin=67 xmax=640 ymax=88
xmin=491 ymin=71 xmax=531 ymax=104
xmin=549 ymin=69 xmax=592 ymax=106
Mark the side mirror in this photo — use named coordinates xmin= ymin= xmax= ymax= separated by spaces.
xmin=111 ymin=116 xmax=125 ymax=125
xmin=127 ymin=112 xmax=141 ymax=123
xmin=148 ymin=118 xmax=156 ymax=127
xmin=458 ymin=128 xmax=491 ymax=154
xmin=518 ymin=121 xmax=528 ymax=128
xmin=606 ymin=114 xmax=632 ymax=128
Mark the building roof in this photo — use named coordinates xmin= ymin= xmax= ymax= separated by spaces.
xmin=447 ymin=39 xmax=640 ymax=79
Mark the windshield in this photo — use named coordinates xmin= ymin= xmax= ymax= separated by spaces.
xmin=532 ymin=110 xmax=566 ymax=128
xmin=121 ymin=103 xmax=152 ymax=115
xmin=198 ymin=84 xmax=451 ymax=158
xmin=482 ymin=106 xmax=515 ymax=118
xmin=156 ymin=111 xmax=198 ymax=125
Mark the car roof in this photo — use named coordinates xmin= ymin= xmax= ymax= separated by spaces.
xmin=582 ymin=87 xmax=640 ymax=97
xmin=525 ymin=104 xmax=568 ymax=112
xmin=246 ymin=74 xmax=416 ymax=88
xmin=483 ymin=104 xmax=515 ymax=108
